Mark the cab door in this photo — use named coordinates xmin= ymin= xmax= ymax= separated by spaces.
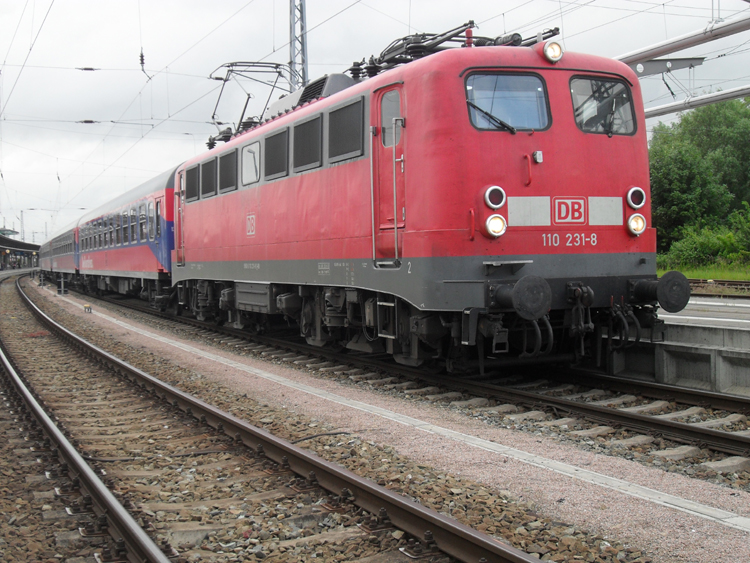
xmin=375 ymin=86 xmax=406 ymax=263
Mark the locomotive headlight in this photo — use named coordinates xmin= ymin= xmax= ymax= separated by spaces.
xmin=627 ymin=213 xmax=646 ymax=236
xmin=484 ymin=185 xmax=506 ymax=209
xmin=627 ymin=187 xmax=646 ymax=209
xmin=543 ymin=40 xmax=564 ymax=63
xmin=486 ymin=214 xmax=507 ymax=237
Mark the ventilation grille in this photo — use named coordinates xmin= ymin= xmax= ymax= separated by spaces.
xmin=298 ymin=76 xmax=327 ymax=106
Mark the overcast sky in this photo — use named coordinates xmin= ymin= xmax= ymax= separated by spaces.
xmin=1 ymin=0 xmax=749 ymax=243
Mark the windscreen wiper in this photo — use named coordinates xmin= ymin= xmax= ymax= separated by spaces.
xmin=604 ymin=98 xmax=618 ymax=137
xmin=467 ymin=100 xmax=517 ymax=134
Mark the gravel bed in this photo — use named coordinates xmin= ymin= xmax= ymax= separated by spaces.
xmin=1 ymin=387 xmax=97 ymax=563
xmin=21 ymin=281 xmax=750 ymax=562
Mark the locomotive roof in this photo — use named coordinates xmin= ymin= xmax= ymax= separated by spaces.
xmin=179 ymin=42 xmax=639 ymax=172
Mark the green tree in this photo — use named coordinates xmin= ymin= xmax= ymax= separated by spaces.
xmin=676 ymin=98 xmax=750 ymax=206
xmin=649 ymin=124 xmax=732 ymax=252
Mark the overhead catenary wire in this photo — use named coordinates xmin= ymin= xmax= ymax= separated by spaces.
xmin=0 ymin=0 xmax=55 ymax=120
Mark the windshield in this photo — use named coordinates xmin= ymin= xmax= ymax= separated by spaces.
xmin=466 ymin=74 xmax=549 ymax=131
xmin=570 ymin=77 xmax=635 ymax=136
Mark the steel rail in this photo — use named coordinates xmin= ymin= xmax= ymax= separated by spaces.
xmin=426 ymin=374 xmax=750 ymax=457
xmin=18 ymin=279 xmax=539 ymax=562
xmin=567 ymin=370 xmax=750 ymax=415
xmin=1 ymin=283 xmax=171 ymax=563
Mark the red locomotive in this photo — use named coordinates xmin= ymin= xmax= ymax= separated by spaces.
xmin=40 ymin=22 xmax=690 ymax=373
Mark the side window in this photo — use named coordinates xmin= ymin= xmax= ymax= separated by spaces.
xmin=148 ymin=202 xmax=155 ymax=240
xmin=201 ymin=158 xmax=217 ymax=198
xmin=242 ymin=142 xmax=261 ymax=185
xmin=293 ymin=115 xmax=322 ymax=172
xmin=155 ymin=201 xmax=161 ymax=238
xmin=185 ymin=166 xmax=199 ymax=202
xmin=381 ymin=90 xmax=401 ymax=147
xmin=130 ymin=209 xmax=137 ymax=243
xmin=109 ymin=217 xmax=114 ymax=247
xmin=115 ymin=214 xmax=121 ymax=245
xmin=122 ymin=212 xmax=129 ymax=244
xmin=139 ymin=204 xmax=147 ymax=242
xmin=219 ymin=150 xmax=237 ymax=193
xmin=329 ymin=98 xmax=364 ymax=162
xmin=98 ymin=220 xmax=103 ymax=248
xmin=264 ymin=129 xmax=289 ymax=180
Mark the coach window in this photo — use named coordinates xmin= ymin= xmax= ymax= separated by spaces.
xmin=98 ymin=220 xmax=103 ymax=248
xmin=381 ymin=91 xmax=401 ymax=147
xmin=122 ymin=212 xmax=129 ymax=244
xmin=148 ymin=201 xmax=155 ymax=240
xmin=109 ymin=217 xmax=114 ymax=246
xmin=139 ymin=205 xmax=147 ymax=241
xmin=466 ymin=73 xmax=550 ymax=131
xmin=219 ymin=150 xmax=237 ymax=193
xmin=241 ymin=142 xmax=260 ymax=185
xmin=115 ymin=214 xmax=121 ymax=245
xmin=293 ymin=115 xmax=322 ymax=172
xmin=130 ymin=209 xmax=137 ymax=243
xmin=570 ymin=77 xmax=635 ymax=136
xmin=329 ymin=98 xmax=364 ymax=162
xmin=155 ymin=200 xmax=161 ymax=238
xmin=185 ymin=166 xmax=199 ymax=202
xmin=264 ymin=129 xmax=288 ymax=180
xmin=201 ymin=158 xmax=217 ymax=198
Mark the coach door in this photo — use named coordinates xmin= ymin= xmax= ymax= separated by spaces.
xmin=374 ymin=86 xmax=405 ymax=265
xmin=175 ymin=171 xmax=185 ymax=266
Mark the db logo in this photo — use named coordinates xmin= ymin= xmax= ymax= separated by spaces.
xmin=246 ymin=214 xmax=256 ymax=236
xmin=553 ymin=198 xmax=586 ymax=224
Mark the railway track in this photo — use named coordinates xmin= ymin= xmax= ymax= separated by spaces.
xmin=688 ymin=278 xmax=750 ymax=297
xmin=2 ymin=276 xmax=541 ymax=563
xmin=41 ymin=277 xmax=750 ymax=488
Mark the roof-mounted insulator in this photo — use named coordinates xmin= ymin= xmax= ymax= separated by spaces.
xmin=464 ymin=28 xmax=473 ymax=47
xmin=348 ymin=60 xmax=364 ymax=81
xmin=364 ymin=56 xmax=380 ymax=78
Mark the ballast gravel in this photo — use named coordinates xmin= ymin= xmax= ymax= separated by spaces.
xmin=21 ymin=281 xmax=750 ymax=563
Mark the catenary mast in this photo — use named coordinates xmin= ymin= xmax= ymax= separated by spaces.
xmin=289 ymin=0 xmax=308 ymax=89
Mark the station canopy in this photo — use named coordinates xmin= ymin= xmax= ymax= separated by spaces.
xmin=0 ymin=233 xmax=40 ymax=254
